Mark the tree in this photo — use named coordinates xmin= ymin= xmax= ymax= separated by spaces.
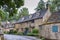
xmin=47 ymin=0 xmax=57 ymax=12
xmin=36 ymin=0 xmax=45 ymax=11
xmin=52 ymin=0 xmax=60 ymax=11
xmin=48 ymin=0 xmax=60 ymax=12
xmin=36 ymin=0 xmax=60 ymax=12
xmin=18 ymin=7 xmax=29 ymax=18
xmin=0 ymin=9 xmax=6 ymax=21
xmin=0 ymin=9 xmax=6 ymax=26
xmin=8 ymin=7 xmax=29 ymax=20
xmin=0 ymin=0 xmax=24 ymax=17
xmin=9 ymin=14 xmax=19 ymax=21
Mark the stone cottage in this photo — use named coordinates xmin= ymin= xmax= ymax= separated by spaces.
xmin=14 ymin=3 xmax=51 ymax=33
xmin=14 ymin=4 xmax=60 ymax=40
xmin=1 ymin=21 xmax=14 ymax=32
xmin=39 ymin=11 xmax=60 ymax=40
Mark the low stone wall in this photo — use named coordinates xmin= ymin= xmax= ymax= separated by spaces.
xmin=0 ymin=34 xmax=4 ymax=40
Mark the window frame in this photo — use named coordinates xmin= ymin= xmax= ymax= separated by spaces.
xmin=31 ymin=20 xmax=34 ymax=23
xmin=52 ymin=25 xmax=58 ymax=32
xmin=39 ymin=25 xmax=42 ymax=30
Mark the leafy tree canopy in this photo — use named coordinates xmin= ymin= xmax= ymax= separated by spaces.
xmin=36 ymin=0 xmax=60 ymax=12
xmin=51 ymin=0 xmax=60 ymax=12
xmin=36 ymin=0 xmax=45 ymax=11
xmin=0 ymin=0 xmax=24 ymax=17
xmin=0 ymin=9 xmax=6 ymax=20
xmin=9 ymin=7 xmax=29 ymax=21
xmin=19 ymin=7 xmax=29 ymax=18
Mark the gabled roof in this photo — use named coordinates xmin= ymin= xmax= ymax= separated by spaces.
xmin=17 ymin=9 xmax=47 ymax=23
xmin=48 ymin=11 xmax=60 ymax=22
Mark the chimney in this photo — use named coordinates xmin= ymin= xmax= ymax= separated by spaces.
xmin=46 ymin=0 xmax=51 ymax=10
xmin=46 ymin=3 xmax=49 ymax=9
xmin=45 ymin=2 xmax=50 ymax=11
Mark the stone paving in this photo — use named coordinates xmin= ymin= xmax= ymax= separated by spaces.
xmin=4 ymin=34 xmax=41 ymax=40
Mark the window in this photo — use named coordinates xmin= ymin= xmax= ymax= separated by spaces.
xmin=21 ymin=28 xmax=24 ymax=31
xmin=29 ymin=15 xmax=32 ymax=18
xmin=31 ymin=20 xmax=34 ymax=23
xmin=39 ymin=25 xmax=42 ymax=30
xmin=52 ymin=25 xmax=58 ymax=32
xmin=36 ymin=13 xmax=40 ymax=16
xmin=31 ymin=26 xmax=35 ymax=29
xmin=22 ymin=17 xmax=24 ymax=20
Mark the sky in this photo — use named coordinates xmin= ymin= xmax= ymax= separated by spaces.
xmin=21 ymin=0 xmax=48 ymax=14
xmin=24 ymin=0 xmax=40 ymax=14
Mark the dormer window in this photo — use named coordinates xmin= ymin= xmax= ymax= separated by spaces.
xmin=31 ymin=20 xmax=34 ymax=23
xmin=29 ymin=15 xmax=32 ymax=18
xmin=36 ymin=13 xmax=40 ymax=16
xmin=22 ymin=17 xmax=24 ymax=20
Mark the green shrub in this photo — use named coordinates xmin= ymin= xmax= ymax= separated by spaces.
xmin=32 ymin=29 xmax=39 ymax=34
xmin=27 ymin=33 xmax=39 ymax=36
xmin=27 ymin=28 xmax=39 ymax=36
xmin=4 ymin=28 xmax=39 ymax=37
xmin=41 ymin=38 xmax=45 ymax=40
xmin=4 ymin=31 xmax=9 ymax=34
xmin=27 ymin=33 xmax=33 ymax=36
xmin=17 ymin=32 xmax=23 ymax=35
xmin=7 ymin=30 xmax=17 ymax=34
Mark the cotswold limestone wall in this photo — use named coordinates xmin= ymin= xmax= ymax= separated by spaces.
xmin=15 ymin=22 xmax=29 ymax=32
xmin=39 ymin=23 xmax=60 ymax=40
xmin=43 ymin=8 xmax=51 ymax=23
xmin=34 ymin=19 xmax=43 ymax=29
xmin=15 ymin=24 xmax=21 ymax=29
xmin=14 ymin=19 xmax=43 ymax=32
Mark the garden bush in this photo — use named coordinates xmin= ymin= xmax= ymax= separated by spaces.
xmin=41 ymin=38 xmax=45 ymax=40
xmin=4 ymin=31 xmax=9 ymax=34
xmin=32 ymin=28 xmax=39 ymax=34
xmin=4 ymin=28 xmax=39 ymax=37
xmin=27 ymin=33 xmax=33 ymax=36
xmin=6 ymin=30 xmax=17 ymax=34
xmin=27 ymin=28 xmax=39 ymax=36
xmin=17 ymin=32 xmax=24 ymax=35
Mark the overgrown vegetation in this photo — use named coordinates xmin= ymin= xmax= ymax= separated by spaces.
xmin=4 ymin=28 xmax=39 ymax=36
xmin=0 ymin=0 xmax=29 ymax=21
xmin=41 ymin=38 xmax=45 ymax=40
xmin=4 ymin=30 xmax=17 ymax=34
xmin=3 ymin=28 xmax=47 ymax=40
xmin=0 ymin=0 xmax=24 ymax=17
xmin=27 ymin=29 xmax=39 ymax=37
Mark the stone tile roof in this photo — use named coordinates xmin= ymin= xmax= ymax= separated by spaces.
xmin=48 ymin=11 xmax=60 ymax=22
xmin=1 ymin=22 xmax=14 ymax=28
xmin=17 ymin=9 xmax=47 ymax=23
